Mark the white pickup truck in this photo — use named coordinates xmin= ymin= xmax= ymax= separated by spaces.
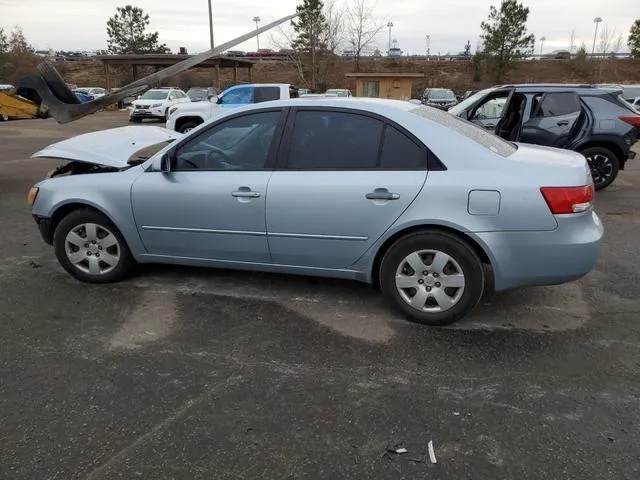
xmin=166 ymin=83 xmax=298 ymax=133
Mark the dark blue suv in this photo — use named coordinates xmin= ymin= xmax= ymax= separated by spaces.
xmin=449 ymin=84 xmax=640 ymax=190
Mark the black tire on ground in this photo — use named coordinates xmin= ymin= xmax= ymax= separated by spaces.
xmin=37 ymin=62 xmax=80 ymax=104
xmin=580 ymin=146 xmax=620 ymax=190
xmin=178 ymin=121 xmax=200 ymax=134
xmin=379 ymin=230 xmax=485 ymax=326
xmin=53 ymin=209 xmax=135 ymax=284
xmin=130 ymin=117 xmax=142 ymax=123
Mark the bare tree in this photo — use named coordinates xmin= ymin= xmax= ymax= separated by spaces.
xmin=346 ymin=0 xmax=384 ymax=71
xmin=597 ymin=24 xmax=616 ymax=56
xmin=611 ymin=33 xmax=624 ymax=56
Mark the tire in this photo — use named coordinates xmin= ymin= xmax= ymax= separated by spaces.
xmin=178 ymin=121 xmax=200 ymax=134
xmin=0 ymin=114 xmax=8 ymax=121
xmin=53 ymin=209 xmax=135 ymax=284
xmin=37 ymin=62 xmax=80 ymax=104
xmin=130 ymin=117 xmax=142 ymax=123
xmin=379 ymin=231 xmax=485 ymax=326
xmin=581 ymin=146 xmax=619 ymax=190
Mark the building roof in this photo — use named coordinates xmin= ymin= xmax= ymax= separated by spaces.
xmin=95 ymin=54 xmax=254 ymax=69
xmin=345 ymin=72 xmax=425 ymax=78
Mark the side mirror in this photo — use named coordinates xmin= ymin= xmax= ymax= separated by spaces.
xmin=152 ymin=153 xmax=171 ymax=172
xmin=216 ymin=96 xmax=223 ymax=104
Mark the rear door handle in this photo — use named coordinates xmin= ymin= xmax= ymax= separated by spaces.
xmin=366 ymin=188 xmax=400 ymax=200
xmin=231 ymin=187 xmax=260 ymax=198
xmin=485 ymin=123 xmax=496 ymax=128
xmin=557 ymin=120 xmax=570 ymax=126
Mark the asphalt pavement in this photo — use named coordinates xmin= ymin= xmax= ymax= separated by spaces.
xmin=1 ymin=112 xmax=640 ymax=479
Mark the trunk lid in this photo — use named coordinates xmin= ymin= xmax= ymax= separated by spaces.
xmin=31 ymin=126 xmax=181 ymax=168
xmin=508 ymin=143 xmax=592 ymax=187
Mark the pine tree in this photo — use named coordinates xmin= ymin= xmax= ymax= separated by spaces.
xmin=629 ymin=19 xmax=640 ymax=59
xmin=291 ymin=0 xmax=328 ymax=89
xmin=107 ymin=5 xmax=170 ymax=54
xmin=480 ymin=0 xmax=535 ymax=82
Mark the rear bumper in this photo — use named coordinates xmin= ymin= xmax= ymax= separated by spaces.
xmin=472 ymin=211 xmax=604 ymax=291
xmin=33 ymin=215 xmax=54 ymax=245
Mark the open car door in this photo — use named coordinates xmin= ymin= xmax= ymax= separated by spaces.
xmin=15 ymin=14 xmax=298 ymax=124
xmin=519 ymin=91 xmax=584 ymax=148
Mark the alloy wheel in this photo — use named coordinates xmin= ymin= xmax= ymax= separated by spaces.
xmin=586 ymin=153 xmax=613 ymax=187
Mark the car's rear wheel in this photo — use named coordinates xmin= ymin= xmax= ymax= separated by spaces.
xmin=581 ymin=146 xmax=619 ymax=190
xmin=53 ymin=209 xmax=134 ymax=283
xmin=379 ymin=231 xmax=485 ymax=326
xmin=178 ymin=121 xmax=200 ymax=134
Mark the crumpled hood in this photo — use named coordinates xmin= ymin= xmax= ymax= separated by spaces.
xmin=31 ymin=126 xmax=182 ymax=168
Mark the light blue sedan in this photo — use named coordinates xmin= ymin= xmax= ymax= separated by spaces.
xmin=28 ymin=98 xmax=603 ymax=325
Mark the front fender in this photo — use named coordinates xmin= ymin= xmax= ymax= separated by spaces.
xmin=32 ymin=169 xmax=147 ymax=258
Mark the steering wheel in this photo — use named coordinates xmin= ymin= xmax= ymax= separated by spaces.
xmin=205 ymin=145 xmax=233 ymax=169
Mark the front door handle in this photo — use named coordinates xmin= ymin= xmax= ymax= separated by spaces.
xmin=485 ymin=123 xmax=496 ymax=128
xmin=231 ymin=187 xmax=260 ymax=198
xmin=366 ymin=188 xmax=400 ymax=200
xmin=557 ymin=120 xmax=570 ymax=126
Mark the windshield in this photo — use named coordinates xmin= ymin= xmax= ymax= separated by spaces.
xmin=428 ymin=89 xmax=456 ymax=100
xmin=448 ymin=88 xmax=495 ymax=116
xmin=410 ymin=105 xmax=517 ymax=157
xmin=326 ymin=89 xmax=348 ymax=97
xmin=622 ymin=86 xmax=640 ymax=99
xmin=187 ymin=89 xmax=208 ymax=101
xmin=141 ymin=90 xmax=169 ymax=100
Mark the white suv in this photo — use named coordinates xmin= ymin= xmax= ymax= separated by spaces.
xmin=129 ymin=87 xmax=190 ymax=123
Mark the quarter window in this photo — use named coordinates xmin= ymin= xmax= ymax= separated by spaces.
xmin=287 ymin=111 xmax=383 ymax=169
xmin=255 ymin=86 xmax=281 ymax=103
xmin=173 ymin=111 xmax=280 ymax=171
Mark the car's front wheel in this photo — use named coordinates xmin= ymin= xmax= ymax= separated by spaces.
xmin=581 ymin=146 xmax=619 ymax=190
xmin=379 ymin=231 xmax=485 ymax=326
xmin=178 ymin=121 xmax=200 ymax=134
xmin=53 ymin=209 xmax=134 ymax=283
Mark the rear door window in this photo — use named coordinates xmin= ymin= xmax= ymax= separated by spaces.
xmin=287 ymin=110 xmax=383 ymax=169
xmin=255 ymin=87 xmax=281 ymax=103
xmin=533 ymin=92 xmax=580 ymax=117
xmin=380 ymin=125 xmax=426 ymax=169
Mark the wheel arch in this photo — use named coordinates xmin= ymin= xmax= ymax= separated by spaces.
xmin=370 ymin=224 xmax=493 ymax=287
xmin=174 ymin=115 xmax=205 ymax=132
xmin=576 ymin=138 xmax=627 ymax=170
xmin=49 ymin=201 xmax=122 ymax=244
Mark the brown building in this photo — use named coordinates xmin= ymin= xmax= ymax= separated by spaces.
xmin=345 ymin=72 xmax=425 ymax=100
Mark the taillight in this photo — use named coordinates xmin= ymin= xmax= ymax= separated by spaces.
xmin=619 ymin=114 xmax=640 ymax=128
xmin=540 ymin=185 xmax=593 ymax=214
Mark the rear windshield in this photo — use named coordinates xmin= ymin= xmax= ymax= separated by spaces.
xmin=622 ymin=86 xmax=640 ymax=99
xmin=410 ymin=106 xmax=517 ymax=157
xmin=428 ymin=89 xmax=456 ymax=100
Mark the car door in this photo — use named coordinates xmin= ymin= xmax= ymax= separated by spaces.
xmin=131 ymin=109 xmax=285 ymax=262
xmin=265 ymin=108 xmax=428 ymax=269
xmin=467 ymin=91 xmax=513 ymax=131
xmin=519 ymin=92 xmax=582 ymax=148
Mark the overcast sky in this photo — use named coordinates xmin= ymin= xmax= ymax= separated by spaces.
xmin=1 ymin=0 xmax=634 ymax=55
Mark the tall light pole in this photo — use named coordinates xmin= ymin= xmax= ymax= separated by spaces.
xmin=540 ymin=36 xmax=546 ymax=56
xmin=253 ymin=16 xmax=261 ymax=51
xmin=426 ymin=34 xmax=430 ymax=58
xmin=207 ymin=0 xmax=214 ymax=48
xmin=592 ymin=17 xmax=602 ymax=56
xmin=387 ymin=22 xmax=394 ymax=55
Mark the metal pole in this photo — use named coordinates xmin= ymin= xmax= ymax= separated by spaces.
xmin=592 ymin=17 xmax=602 ymax=56
xmin=387 ymin=22 xmax=393 ymax=55
xmin=207 ymin=0 xmax=214 ymax=48
xmin=253 ymin=17 xmax=261 ymax=51
xmin=426 ymin=35 xmax=430 ymax=58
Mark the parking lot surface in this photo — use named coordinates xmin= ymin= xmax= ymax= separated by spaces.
xmin=1 ymin=112 xmax=640 ymax=479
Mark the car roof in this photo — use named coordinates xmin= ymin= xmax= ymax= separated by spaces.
xmin=231 ymin=97 xmax=419 ymax=116
xmin=488 ymin=83 xmax=622 ymax=95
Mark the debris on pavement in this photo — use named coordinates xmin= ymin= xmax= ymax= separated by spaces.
xmin=29 ymin=260 xmax=40 ymax=268
xmin=428 ymin=440 xmax=437 ymax=464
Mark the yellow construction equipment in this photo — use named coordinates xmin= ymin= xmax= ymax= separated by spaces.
xmin=0 ymin=87 xmax=49 ymax=121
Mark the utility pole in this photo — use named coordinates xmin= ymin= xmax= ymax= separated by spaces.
xmin=540 ymin=36 xmax=546 ymax=56
xmin=387 ymin=22 xmax=394 ymax=55
xmin=592 ymin=17 xmax=602 ymax=56
xmin=207 ymin=0 xmax=214 ymax=48
xmin=253 ymin=16 xmax=261 ymax=51
xmin=426 ymin=34 xmax=430 ymax=58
